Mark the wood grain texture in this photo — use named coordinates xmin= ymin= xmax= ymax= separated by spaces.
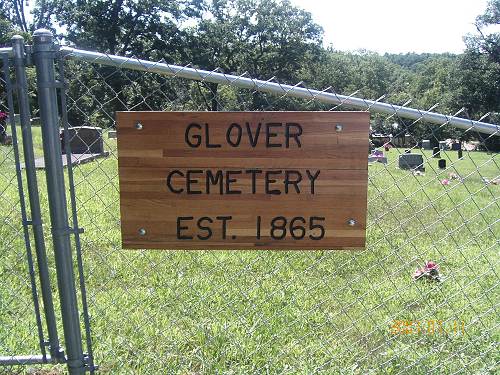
xmin=117 ymin=111 xmax=369 ymax=250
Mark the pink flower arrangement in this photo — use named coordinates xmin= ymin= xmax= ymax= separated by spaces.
xmin=413 ymin=260 xmax=443 ymax=282
xmin=0 ymin=112 xmax=8 ymax=121
xmin=441 ymin=179 xmax=450 ymax=186
xmin=424 ymin=261 xmax=439 ymax=272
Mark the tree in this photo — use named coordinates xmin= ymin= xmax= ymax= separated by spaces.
xmin=185 ymin=0 xmax=322 ymax=77
xmin=42 ymin=0 xmax=205 ymax=127
xmin=464 ymin=0 xmax=500 ymax=64
xmin=0 ymin=2 xmax=31 ymax=45
xmin=0 ymin=0 xmax=57 ymax=35
xmin=47 ymin=0 xmax=201 ymax=59
xmin=459 ymin=0 xmax=500 ymax=149
xmin=183 ymin=0 xmax=324 ymax=110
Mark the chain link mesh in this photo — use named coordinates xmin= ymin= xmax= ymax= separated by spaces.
xmin=1 ymin=49 xmax=498 ymax=374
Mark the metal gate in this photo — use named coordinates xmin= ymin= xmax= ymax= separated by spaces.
xmin=1 ymin=32 xmax=95 ymax=374
xmin=1 ymin=29 xmax=498 ymax=374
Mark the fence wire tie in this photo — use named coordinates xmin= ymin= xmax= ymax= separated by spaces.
xmin=367 ymin=94 xmax=387 ymax=111
xmin=253 ymin=75 xmax=277 ymax=92
xmin=23 ymin=218 xmax=43 ymax=227
xmin=51 ymin=226 xmax=85 ymax=236
xmin=227 ymin=71 xmax=248 ymax=85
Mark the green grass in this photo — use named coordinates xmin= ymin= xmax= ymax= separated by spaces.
xmin=1 ymin=126 xmax=498 ymax=374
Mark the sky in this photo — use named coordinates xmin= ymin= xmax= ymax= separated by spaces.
xmin=289 ymin=0 xmax=495 ymax=54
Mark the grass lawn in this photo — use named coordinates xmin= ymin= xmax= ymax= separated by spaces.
xmin=0 ymin=125 xmax=498 ymax=374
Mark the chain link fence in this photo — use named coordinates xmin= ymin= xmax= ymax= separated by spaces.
xmin=1 ymin=38 xmax=499 ymax=374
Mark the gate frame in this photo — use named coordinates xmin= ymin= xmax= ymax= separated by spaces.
xmin=31 ymin=29 xmax=87 ymax=375
xmin=11 ymin=34 xmax=64 ymax=363
xmin=0 ymin=30 xmax=94 ymax=374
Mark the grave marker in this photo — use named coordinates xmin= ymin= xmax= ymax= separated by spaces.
xmin=432 ymin=147 xmax=440 ymax=158
xmin=62 ymin=126 xmax=104 ymax=154
xmin=398 ymin=153 xmax=424 ymax=171
xmin=30 ymin=126 xmax=108 ymax=169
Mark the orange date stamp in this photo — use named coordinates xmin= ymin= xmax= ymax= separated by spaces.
xmin=390 ymin=320 xmax=465 ymax=335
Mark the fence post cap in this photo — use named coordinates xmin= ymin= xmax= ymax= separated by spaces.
xmin=11 ymin=35 xmax=24 ymax=57
xmin=33 ymin=28 xmax=52 ymax=37
xmin=33 ymin=29 xmax=53 ymax=45
xmin=33 ymin=29 xmax=55 ymax=53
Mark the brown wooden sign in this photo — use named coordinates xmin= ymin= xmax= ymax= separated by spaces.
xmin=116 ymin=112 xmax=369 ymax=250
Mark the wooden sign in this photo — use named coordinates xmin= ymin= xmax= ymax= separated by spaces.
xmin=116 ymin=112 xmax=369 ymax=250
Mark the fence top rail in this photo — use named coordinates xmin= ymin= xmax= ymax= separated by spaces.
xmin=59 ymin=46 xmax=499 ymax=136
xmin=0 ymin=47 xmax=13 ymax=56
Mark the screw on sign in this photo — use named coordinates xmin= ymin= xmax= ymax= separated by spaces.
xmin=116 ymin=112 xmax=370 ymax=250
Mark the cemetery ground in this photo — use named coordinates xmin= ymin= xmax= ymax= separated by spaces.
xmin=1 ymin=125 xmax=498 ymax=374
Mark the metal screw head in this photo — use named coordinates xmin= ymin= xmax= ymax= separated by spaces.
xmin=347 ymin=219 xmax=356 ymax=226
xmin=138 ymin=228 xmax=146 ymax=236
xmin=335 ymin=124 xmax=343 ymax=132
xmin=135 ymin=122 xmax=143 ymax=130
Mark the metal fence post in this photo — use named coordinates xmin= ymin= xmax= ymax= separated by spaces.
xmin=11 ymin=34 xmax=64 ymax=363
xmin=32 ymin=29 xmax=86 ymax=374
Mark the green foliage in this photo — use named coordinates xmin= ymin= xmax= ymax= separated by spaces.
xmin=0 ymin=14 xmax=30 ymax=45
xmin=384 ymin=52 xmax=456 ymax=70
xmin=48 ymin=0 xmax=189 ymax=57
xmin=182 ymin=0 xmax=324 ymax=109
xmin=464 ymin=0 xmax=500 ymax=64
xmin=193 ymin=1 xmax=311 ymax=68
xmin=452 ymin=52 xmax=500 ymax=116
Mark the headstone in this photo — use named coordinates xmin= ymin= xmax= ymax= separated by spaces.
xmin=422 ymin=139 xmax=431 ymax=150
xmin=399 ymin=153 xmax=424 ymax=171
xmin=108 ymin=130 xmax=117 ymax=139
xmin=451 ymin=142 xmax=460 ymax=151
xmin=432 ymin=147 xmax=440 ymax=158
xmin=439 ymin=141 xmax=447 ymax=150
xmin=438 ymin=159 xmax=446 ymax=169
xmin=61 ymin=126 xmax=104 ymax=154
xmin=30 ymin=126 xmax=108 ymax=169
xmin=458 ymin=149 xmax=463 ymax=159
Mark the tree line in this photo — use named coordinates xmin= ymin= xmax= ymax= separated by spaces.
xmin=1 ymin=0 xmax=499 ymax=149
